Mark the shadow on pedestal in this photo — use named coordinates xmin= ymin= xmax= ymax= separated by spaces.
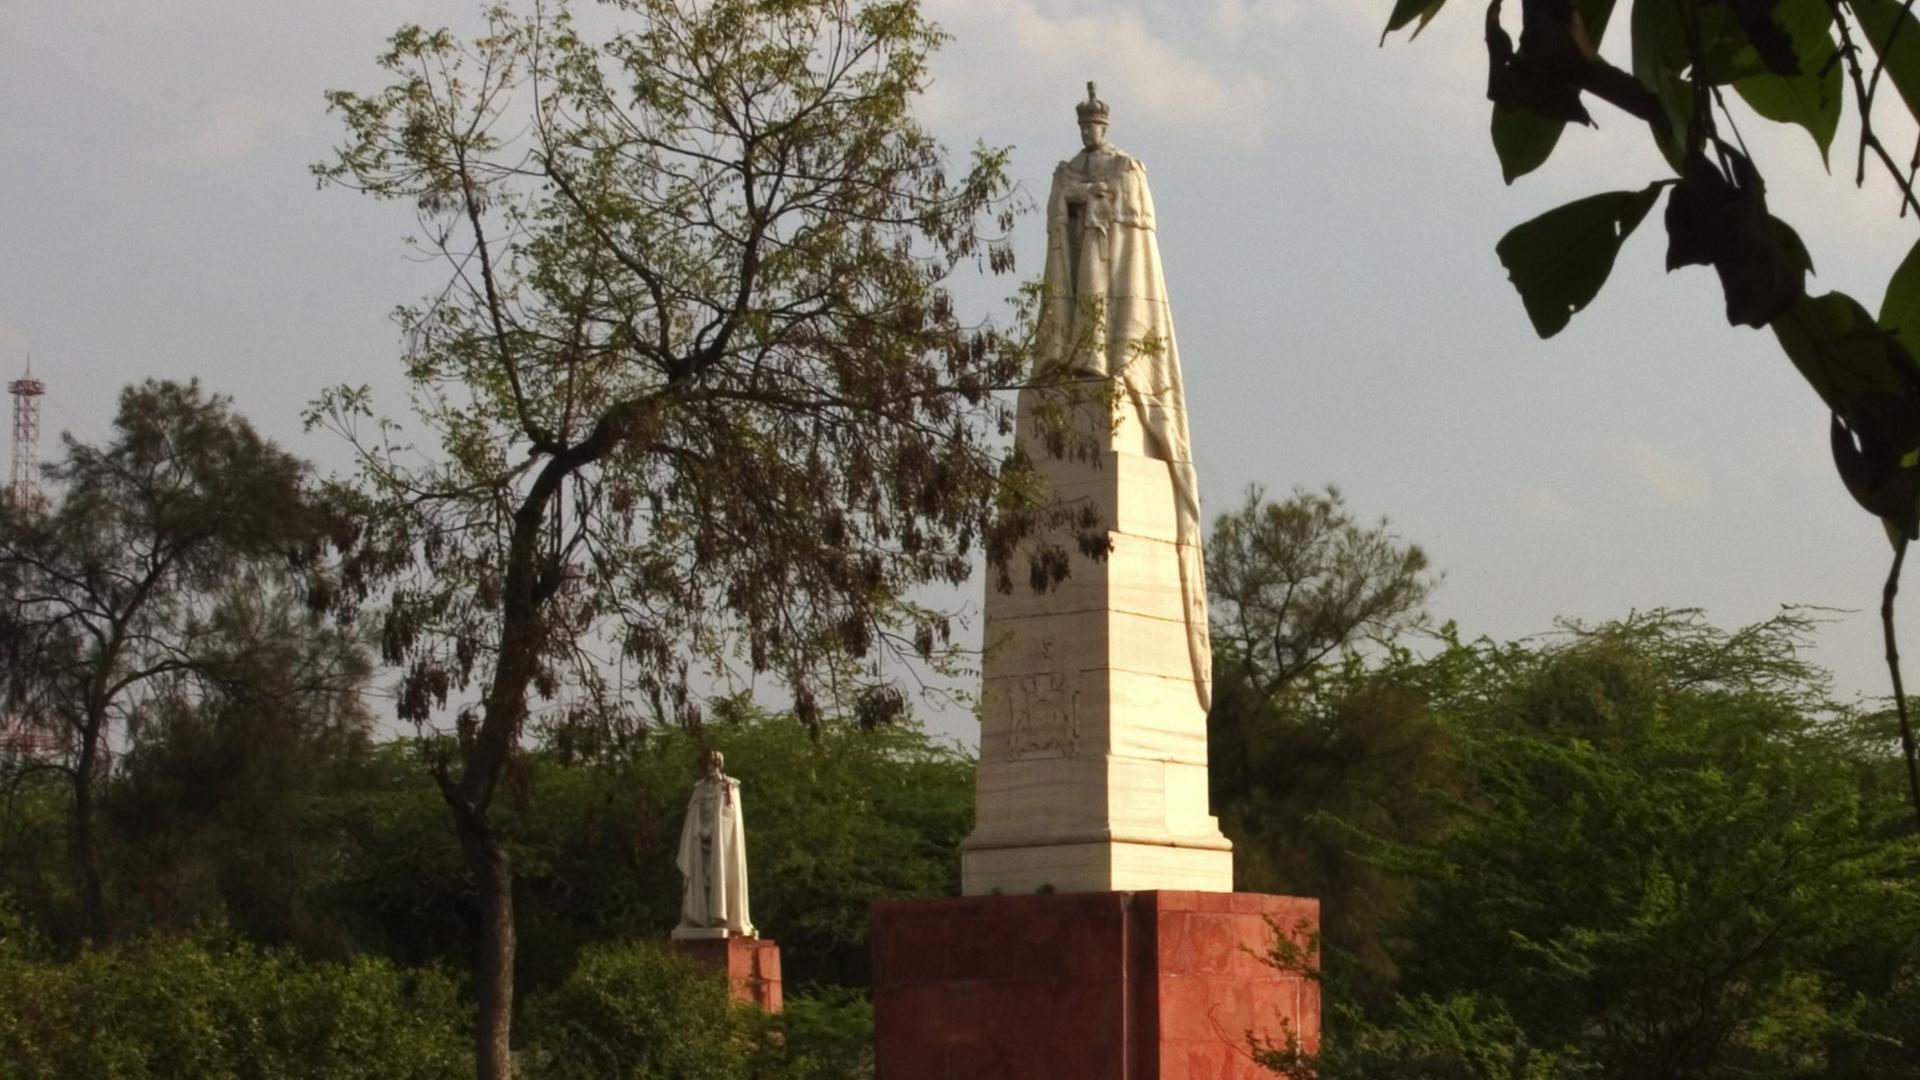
xmin=870 ymin=891 xmax=1318 ymax=1080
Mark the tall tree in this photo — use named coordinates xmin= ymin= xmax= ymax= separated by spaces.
xmin=1208 ymin=485 xmax=1438 ymax=709
xmin=1211 ymin=654 xmax=1464 ymax=989
xmin=313 ymin=2 xmax=1034 ymax=1073
xmin=1204 ymin=486 xmax=1447 ymax=984
xmin=106 ymin=578 xmax=375 ymax=945
xmin=0 ymin=380 xmax=323 ymax=940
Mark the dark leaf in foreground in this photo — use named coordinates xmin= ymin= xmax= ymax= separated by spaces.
xmin=1496 ymin=183 xmax=1663 ymax=337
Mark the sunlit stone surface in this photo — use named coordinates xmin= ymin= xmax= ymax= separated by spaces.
xmin=961 ymin=84 xmax=1230 ymax=896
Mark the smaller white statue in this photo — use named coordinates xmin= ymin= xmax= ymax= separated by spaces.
xmin=674 ymin=750 xmax=754 ymax=938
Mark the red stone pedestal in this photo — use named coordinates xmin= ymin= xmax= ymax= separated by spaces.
xmin=870 ymin=891 xmax=1318 ymax=1080
xmin=670 ymin=935 xmax=783 ymax=1013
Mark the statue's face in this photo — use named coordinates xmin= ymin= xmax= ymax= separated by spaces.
xmin=704 ymin=752 xmax=724 ymax=778
xmin=1079 ymin=120 xmax=1108 ymax=151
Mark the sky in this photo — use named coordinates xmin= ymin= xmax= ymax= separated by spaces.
xmin=4 ymin=0 xmax=1917 ymax=745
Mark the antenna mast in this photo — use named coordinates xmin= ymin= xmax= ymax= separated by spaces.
xmin=8 ymin=358 xmax=46 ymax=512
xmin=1 ymin=358 xmax=58 ymax=767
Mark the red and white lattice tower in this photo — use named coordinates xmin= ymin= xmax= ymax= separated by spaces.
xmin=8 ymin=358 xmax=45 ymax=512
xmin=1 ymin=358 xmax=58 ymax=765
xmin=0 ymin=711 xmax=59 ymax=767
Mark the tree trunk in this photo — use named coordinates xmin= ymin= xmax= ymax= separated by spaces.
xmin=70 ymin=723 xmax=108 ymax=940
xmin=450 ymin=469 xmax=571 ymax=1080
xmin=457 ymin=810 xmax=516 ymax=1080
xmin=445 ymin=432 xmax=618 ymax=1079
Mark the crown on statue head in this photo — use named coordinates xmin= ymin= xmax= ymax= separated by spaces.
xmin=1075 ymin=81 xmax=1109 ymax=123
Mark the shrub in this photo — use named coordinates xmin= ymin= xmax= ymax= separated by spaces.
xmin=745 ymin=988 xmax=874 ymax=1080
xmin=520 ymin=941 xmax=744 ymax=1080
xmin=0 ymin=934 xmax=468 ymax=1080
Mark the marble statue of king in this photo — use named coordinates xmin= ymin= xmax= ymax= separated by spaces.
xmin=674 ymin=750 xmax=754 ymax=938
xmin=960 ymin=84 xmax=1232 ymax=896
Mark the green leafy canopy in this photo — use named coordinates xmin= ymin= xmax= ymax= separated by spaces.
xmin=1382 ymin=0 xmax=1920 ymax=540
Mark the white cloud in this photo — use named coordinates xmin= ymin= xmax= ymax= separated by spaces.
xmin=922 ymin=0 xmax=1272 ymax=150
xmin=1630 ymin=439 xmax=1706 ymax=505
xmin=187 ymin=96 xmax=272 ymax=163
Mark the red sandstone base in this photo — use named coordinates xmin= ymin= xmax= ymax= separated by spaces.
xmin=871 ymin=891 xmax=1318 ymax=1079
xmin=670 ymin=935 xmax=784 ymax=1013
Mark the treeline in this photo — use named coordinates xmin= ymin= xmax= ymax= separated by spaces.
xmin=0 ymin=382 xmax=956 ymax=1077
xmin=9 ymin=385 xmax=1920 ymax=1079
xmin=0 ymin=692 xmax=917 ymax=1078
xmin=3 ymin=693 xmax=946 ymax=1078
xmin=2 ymin=636 xmax=959 ymax=1079
xmin=1 ymin=702 xmax=970 ymax=991
xmin=1205 ymin=486 xmax=1920 ymax=1077
xmin=1242 ymin=615 xmax=1920 ymax=1077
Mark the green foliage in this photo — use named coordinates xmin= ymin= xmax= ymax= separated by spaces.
xmin=1383 ymin=0 xmax=1920 ymax=541
xmin=1853 ymin=0 xmax=1920 ymax=120
xmin=0 ymin=776 xmax=83 ymax=946
xmin=1261 ymin=995 xmax=1592 ymax=1080
xmin=0 ymin=707 xmax=920 ymax=1077
xmin=3 ymin=701 xmax=965 ymax=991
xmin=295 ymin=709 xmax=970 ymax=991
xmin=520 ymin=941 xmax=741 ymax=1080
xmin=1495 ymin=185 xmax=1666 ymax=337
xmin=0 ymin=379 xmax=342 ymax=940
xmin=670 ymin=709 xmax=971 ymax=989
xmin=521 ymin=943 xmax=876 ymax=1080
xmin=524 ymin=710 xmax=970 ymax=990
xmin=297 ymin=743 xmax=478 ymax=968
xmin=1627 ymin=0 xmax=1692 ymax=168
xmin=1729 ymin=0 xmax=1842 ymax=162
xmin=1777 ymin=291 xmax=1920 ymax=535
xmin=1207 ymin=486 xmax=1437 ymax=701
xmin=312 ymin=0 xmax=1031 ymax=735
xmin=1774 ymin=291 xmax=1915 ymax=417
xmin=38 ymin=379 xmax=318 ymax=567
xmin=1206 ymin=486 xmax=1447 ymax=989
xmin=1492 ymin=0 xmax=1623 ymax=184
xmin=1274 ymin=610 xmax=1920 ymax=1077
xmin=1211 ymin=654 xmax=1464 ymax=991
xmin=105 ymin=584 xmax=375 ymax=947
xmin=1385 ymin=0 xmax=1450 ymax=39
xmin=0 ymin=934 xmax=470 ymax=1080
xmin=316 ymin=2 xmax=1032 ymax=1065
xmin=746 ymin=989 xmax=875 ymax=1080
xmin=1491 ymin=106 xmax=1566 ymax=186
xmin=1881 ymin=236 xmax=1920 ymax=359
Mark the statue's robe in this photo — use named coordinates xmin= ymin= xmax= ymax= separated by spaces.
xmin=676 ymin=775 xmax=753 ymax=935
xmin=1039 ymin=145 xmax=1212 ymax=711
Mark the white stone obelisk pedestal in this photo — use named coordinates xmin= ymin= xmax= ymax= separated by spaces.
xmin=961 ymin=387 xmax=1232 ymax=895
